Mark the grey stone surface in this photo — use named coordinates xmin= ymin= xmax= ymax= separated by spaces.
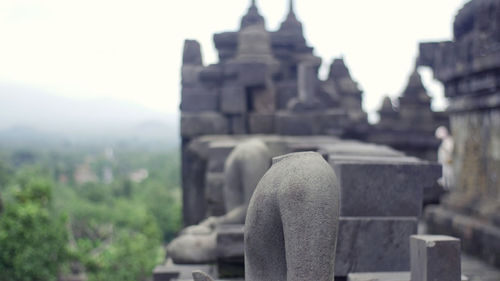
xmin=410 ymin=235 xmax=461 ymax=281
xmin=181 ymin=87 xmax=218 ymax=112
xmin=228 ymin=115 xmax=247 ymax=134
xmin=181 ymin=65 xmax=202 ymax=86
xmin=347 ymin=272 xmax=410 ymax=281
xmin=335 ymin=217 xmax=417 ymax=276
xmin=183 ymin=40 xmax=203 ymax=66
xmin=167 ymin=139 xmax=270 ymax=265
xmin=216 ymin=225 xmax=245 ymax=279
xmin=275 ymin=111 xmax=320 ymax=135
xmin=205 ymin=173 xmax=225 ymax=217
xmin=220 ymin=86 xmax=247 ymax=114
xmin=181 ymin=113 xmax=228 ymax=138
xmin=153 ymin=260 xmax=215 ymax=281
xmin=216 ymin=225 xmax=245 ymax=259
xmin=418 ymin=0 xmax=500 ymax=265
xmin=166 ymin=232 xmax=217 ymax=264
xmin=330 ymin=162 xmax=440 ymax=217
xmin=248 ymin=113 xmax=274 ymax=134
xmin=425 ymin=206 xmax=500 ymax=268
xmin=192 ymin=271 xmax=214 ymax=281
xmin=223 ymin=139 xmax=270 ymax=213
xmin=245 ymin=152 xmax=340 ymax=281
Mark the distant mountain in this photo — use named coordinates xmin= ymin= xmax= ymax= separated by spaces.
xmin=0 ymin=83 xmax=179 ymax=146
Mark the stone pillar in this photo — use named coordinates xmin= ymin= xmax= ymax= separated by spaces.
xmin=410 ymin=235 xmax=461 ymax=281
xmin=418 ymin=0 xmax=500 ymax=266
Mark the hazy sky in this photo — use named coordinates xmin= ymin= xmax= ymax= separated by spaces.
xmin=0 ymin=0 xmax=468 ymax=122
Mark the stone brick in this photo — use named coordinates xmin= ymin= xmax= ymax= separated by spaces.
xmin=205 ymin=172 xmax=225 ymax=216
xmin=236 ymin=63 xmax=268 ymax=87
xmin=347 ymin=272 xmax=410 ymax=281
xmin=410 ymin=235 xmax=461 ymax=281
xmin=248 ymin=113 xmax=274 ymax=134
xmin=181 ymin=65 xmax=202 ymax=86
xmin=275 ymin=111 xmax=320 ymax=135
xmin=199 ymin=65 xmax=223 ymax=83
xmin=228 ymin=115 xmax=247 ymax=134
xmin=220 ymin=86 xmax=247 ymax=114
xmin=183 ymin=40 xmax=202 ymax=65
xmin=216 ymin=224 xmax=245 ymax=259
xmin=181 ymin=113 xmax=228 ymax=138
xmin=276 ymin=81 xmax=298 ymax=110
xmin=207 ymin=142 xmax=236 ymax=173
xmin=216 ymin=225 xmax=245 ymax=278
xmin=181 ymin=87 xmax=218 ymax=112
xmin=330 ymin=162 xmax=440 ymax=217
xmin=335 ymin=217 xmax=417 ymax=276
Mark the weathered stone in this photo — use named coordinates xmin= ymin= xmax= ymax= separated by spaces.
xmin=202 ymin=216 xmax=418 ymax=278
xmin=205 ymin=173 xmax=225 ymax=217
xmin=181 ymin=87 xmax=218 ymax=112
xmin=228 ymin=115 xmax=247 ymax=134
xmin=245 ymin=152 xmax=340 ymax=281
xmin=276 ymin=81 xmax=298 ymax=109
xmin=347 ymin=272 xmax=410 ymax=281
xmin=236 ymin=63 xmax=268 ymax=87
xmin=166 ymin=232 xmax=217 ymax=264
xmin=220 ymin=86 xmax=247 ymax=114
xmin=153 ymin=261 xmax=215 ymax=281
xmin=153 ymin=265 xmax=179 ymax=281
xmin=216 ymin=225 xmax=245 ymax=278
xmin=199 ymin=65 xmax=223 ymax=83
xmin=410 ymin=235 xmax=461 ymax=281
xmin=275 ymin=111 xmax=320 ymax=135
xmin=167 ymin=140 xmax=270 ymax=265
xmin=192 ymin=270 xmax=214 ymax=281
xmin=223 ymin=139 xmax=271 ymax=213
xmin=183 ymin=40 xmax=203 ymax=66
xmin=248 ymin=113 xmax=274 ymax=134
xmin=182 ymin=65 xmax=203 ymax=86
xmin=335 ymin=217 xmax=417 ymax=276
xmin=206 ymin=142 xmax=236 ymax=174
xmin=216 ymin=225 xmax=245 ymax=260
xmin=181 ymin=113 xmax=228 ymax=138
xmin=330 ymin=162 xmax=440 ymax=217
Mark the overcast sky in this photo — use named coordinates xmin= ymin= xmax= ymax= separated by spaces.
xmin=0 ymin=0 xmax=468 ymax=122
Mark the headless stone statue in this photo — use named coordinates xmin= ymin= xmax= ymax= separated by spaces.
xmin=193 ymin=152 xmax=341 ymax=281
xmin=167 ymin=139 xmax=271 ymax=264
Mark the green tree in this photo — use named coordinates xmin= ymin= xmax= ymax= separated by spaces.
xmin=0 ymin=177 xmax=68 ymax=281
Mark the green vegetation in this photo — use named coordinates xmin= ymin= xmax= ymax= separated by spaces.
xmin=0 ymin=143 xmax=181 ymax=280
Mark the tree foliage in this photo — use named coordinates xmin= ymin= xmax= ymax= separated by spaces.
xmin=0 ymin=175 xmax=68 ymax=281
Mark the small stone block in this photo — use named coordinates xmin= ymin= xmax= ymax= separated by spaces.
xmin=181 ymin=113 xmax=228 ymax=138
xmin=221 ymin=86 xmax=247 ymax=114
xmin=275 ymin=111 xmax=320 ymax=135
xmin=236 ymin=63 xmax=268 ymax=87
xmin=347 ymin=272 xmax=410 ymax=281
xmin=335 ymin=217 xmax=417 ymax=276
xmin=331 ymin=162 xmax=438 ymax=217
xmin=248 ymin=113 xmax=274 ymax=134
xmin=153 ymin=265 xmax=180 ymax=281
xmin=216 ymin=224 xmax=245 ymax=259
xmin=229 ymin=115 xmax=247 ymax=134
xmin=410 ymin=235 xmax=461 ymax=281
xmin=216 ymin=225 xmax=245 ymax=278
xmin=181 ymin=87 xmax=218 ymax=112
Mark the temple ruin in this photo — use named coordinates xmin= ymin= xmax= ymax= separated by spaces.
xmin=155 ymin=0 xmax=500 ymax=280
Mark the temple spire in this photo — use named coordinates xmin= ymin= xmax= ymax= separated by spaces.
xmin=289 ymin=0 xmax=295 ymax=15
xmin=240 ymin=0 xmax=265 ymax=29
